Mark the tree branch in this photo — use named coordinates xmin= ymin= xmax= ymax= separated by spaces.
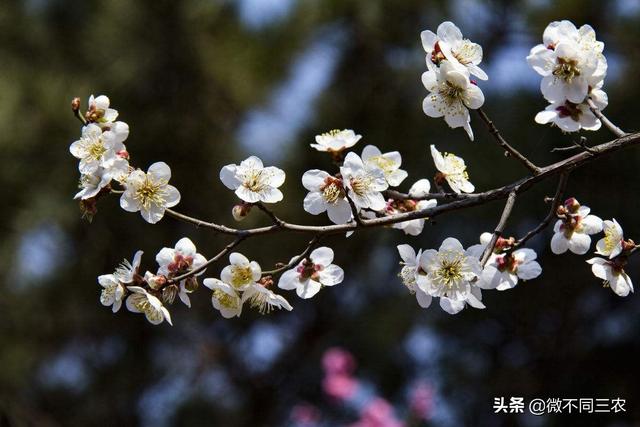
xmin=480 ymin=191 xmax=517 ymax=266
xmin=162 ymin=132 xmax=640 ymax=238
xmin=587 ymin=98 xmax=627 ymax=138
xmin=262 ymin=235 xmax=322 ymax=276
xmin=513 ymin=171 xmax=570 ymax=249
xmin=476 ymin=108 xmax=542 ymax=175
xmin=256 ymin=202 xmax=285 ymax=227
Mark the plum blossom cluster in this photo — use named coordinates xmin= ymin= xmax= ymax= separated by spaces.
xmin=70 ymin=95 xmax=181 ymax=223
xmin=550 ymin=198 xmax=636 ymax=297
xmin=421 ymin=22 xmax=487 ymax=140
xmin=397 ymin=234 xmax=542 ymax=315
xmin=69 ymin=19 xmax=635 ymax=326
xmin=528 ymin=20 xmax=609 ymax=132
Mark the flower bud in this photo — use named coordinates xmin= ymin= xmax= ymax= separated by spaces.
xmin=232 ymin=202 xmax=252 ymax=221
xmin=71 ymin=97 xmax=81 ymax=112
xmin=117 ymin=150 xmax=130 ymax=160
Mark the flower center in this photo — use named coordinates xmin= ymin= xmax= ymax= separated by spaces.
xmin=495 ymin=254 xmax=519 ymax=273
xmin=88 ymin=139 xmax=107 ymax=160
xmin=553 ymin=57 xmax=580 ymax=83
xmin=231 ymin=265 xmax=254 ymax=287
xmin=556 ymin=102 xmax=582 ymax=121
xmin=243 ymin=170 xmax=268 ymax=192
xmin=431 ymin=41 xmax=446 ymax=65
xmin=297 ymin=260 xmax=323 ymax=281
xmin=323 ymin=129 xmax=343 ymax=137
xmin=100 ymin=284 xmax=117 ymax=304
xmin=452 ymin=41 xmax=478 ymax=65
xmin=320 ymin=177 xmax=345 ymax=203
xmin=368 ymin=155 xmax=396 ymax=174
xmin=134 ymin=176 xmax=167 ymax=210
xmin=603 ymin=227 xmax=620 ymax=254
xmin=213 ymin=289 xmax=240 ymax=309
xmin=433 ymin=252 xmax=465 ymax=289
xmin=349 ymin=176 xmax=372 ymax=196
xmin=132 ymin=295 xmax=162 ymax=322
xmin=440 ymin=81 xmax=464 ymax=103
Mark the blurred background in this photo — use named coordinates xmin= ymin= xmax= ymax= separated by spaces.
xmin=1 ymin=0 xmax=640 ymax=426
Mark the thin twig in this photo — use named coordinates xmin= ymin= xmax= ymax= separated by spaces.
xmin=587 ymin=98 xmax=627 ymax=138
xmin=480 ymin=191 xmax=517 ymax=266
xmin=256 ymin=203 xmax=285 ymax=227
xmin=513 ymin=171 xmax=570 ymax=249
xmin=551 ymin=137 xmax=595 ymax=154
xmin=384 ymin=189 xmax=470 ymax=201
xmin=476 ymin=108 xmax=542 ymax=175
xmin=345 ymin=194 xmax=364 ymax=226
xmin=262 ymin=235 xmax=322 ymax=276
xmin=165 ymin=236 xmax=246 ymax=285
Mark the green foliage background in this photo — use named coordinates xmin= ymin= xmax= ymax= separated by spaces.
xmin=1 ymin=0 xmax=639 ymax=426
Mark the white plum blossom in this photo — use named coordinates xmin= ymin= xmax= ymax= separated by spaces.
xmin=397 ymin=245 xmax=432 ymax=308
xmin=468 ymin=233 xmax=542 ymax=290
xmin=242 ymin=284 xmax=293 ymax=314
xmin=155 ymin=237 xmax=207 ymax=307
xmin=534 ymin=99 xmax=602 ymax=132
xmin=527 ymin=20 xmax=606 ymax=105
xmin=340 ymin=152 xmax=388 ymax=211
xmin=125 ymin=286 xmax=173 ymax=325
xmin=310 ymin=129 xmax=361 ymax=153
xmin=595 ymin=219 xmax=624 ymax=259
xmin=302 ymin=170 xmax=352 ymax=224
xmin=203 ymin=278 xmax=243 ymax=318
xmin=74 ymin=158 xmax=130 ymax=200
xmin=70 ymin=123 xmax=129 ymax=175
xmin=120 ymin=162 xmax=181 ymax=224
xmin=220 ymin=156 xmax=285 ymax=204
xmin=551 ymin=201 xmax=603 ymax=255
xmin=86 ymin=94 xmax=119 ymax=126
xmin=422 ymin=61 xmax=484 ymax=140
xmin=221 ymin=252 xmax=262 ymax=290
xmin=98 ymin=274 xmax=127 ymax=313
xmin=114 ymin=250 xmax=143 ymax=283
xmin=430 ymin=145 xmax=474 ymax=194
xmin=407 ymin=179 xmax=431 ymax=198
xmin=388 ymin=180 xmax=437 ymax=236
xmin=586 ymin=258 xmax=634 ymax=297
xmin=421 ymin=21 xmax=488 ymax=80
xmin=416 ymin=238 xmax=484 ymax=314
xmin=97 ymin=250 xmax=143 ymax=313
xmin=361 ymin=145 xmax=408 ymax=187
xmin=278 ymin=247 xmax=344 ymax=299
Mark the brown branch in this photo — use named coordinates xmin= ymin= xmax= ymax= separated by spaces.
xmin=383 ymin=189 xmax=471 ymax=201
xmin=256 ymin=202 xmax=285 ymax=227
xmin=163 ymin=132 xmax=640 ymax=238
xmin=262 ymin=235 xmax=322 ymax=276
xmin=513 ymin=171 xmax=570 ymax=249
xmin=476 ymin=108 xmax=542 ymax=175
xmin=345 ymin=194 xmax=364 ymax=226
xmin=480 ymin=191 xmax=517 ymax=266
xmin=165 ymin=236 xmax=245 ymax=285
xmin=587 ymin=98 xmax=627 ymax=138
